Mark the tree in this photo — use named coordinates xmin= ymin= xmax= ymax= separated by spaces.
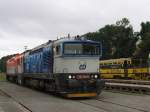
xmin=85 ymin=18 xmax=137 ymax=59
xmin=0 ymin=54 xmax=16 ymax=72
xmin=116 ymin=18 xmax=130 ymax=28
xmin=136 ymin=22 xmax=150 ymax=58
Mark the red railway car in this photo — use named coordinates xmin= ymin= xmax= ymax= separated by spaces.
xmin=6 ymin=54 xmax=24 ymax=83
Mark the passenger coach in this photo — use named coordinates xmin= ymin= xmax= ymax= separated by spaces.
xmin=6 ymin=36 xmax=105 ymax=98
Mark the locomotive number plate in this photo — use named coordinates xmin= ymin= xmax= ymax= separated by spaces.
xmin=76 ymin=75 xmax=90 ymax=79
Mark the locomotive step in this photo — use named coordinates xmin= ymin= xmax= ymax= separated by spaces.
xmin=105 ymin=82 xmax=150 ymax=94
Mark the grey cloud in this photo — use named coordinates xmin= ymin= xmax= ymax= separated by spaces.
xmin=0 ymin=0 xmax=150 ymax=57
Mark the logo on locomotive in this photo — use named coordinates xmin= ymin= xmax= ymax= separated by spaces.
xmin=79 ymin=64 xmax=86 ymax=70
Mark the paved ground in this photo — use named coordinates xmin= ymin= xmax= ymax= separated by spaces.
xmin=0 ymin=90 xmax=29 ymax=112
xmin=0 ymin=81 xmax=150 ymax=112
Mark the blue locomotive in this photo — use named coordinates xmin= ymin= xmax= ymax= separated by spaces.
xmin=6 ymin=36 xmax=105 ymax=98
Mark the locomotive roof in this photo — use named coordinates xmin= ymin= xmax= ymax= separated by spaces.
xmin=53 ymin=38 xmax=100 ymax=44
xmin=26 ymin=37 xmax=100 ymax=53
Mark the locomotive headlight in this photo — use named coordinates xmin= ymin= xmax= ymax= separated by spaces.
xmin=68 ymin=75 xmax=72 ymax=79
xmin=72 ymin=75 xmax=75 ymax=79
xmin=91 ymin=75 xmax=94 ymax=78
xmin=94 ymin=75 xmax=98 ymax=78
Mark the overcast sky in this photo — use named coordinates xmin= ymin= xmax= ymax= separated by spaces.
xmin=0 ymin=0 xmax=150 ymax=58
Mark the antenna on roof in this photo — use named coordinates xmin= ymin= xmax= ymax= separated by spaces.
xmin=24 ymin=46 xmax=28 ymax=51
xmin=68 ymin=33 xmax=70 ymax=39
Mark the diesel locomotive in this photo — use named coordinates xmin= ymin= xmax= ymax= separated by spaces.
xmin=6 ymin=36 xmax=105 ymax=98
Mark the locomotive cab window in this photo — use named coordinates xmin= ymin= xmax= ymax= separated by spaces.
xmin=54 ymin=45 xmax=61 ymax=56
xmin=63 ymin=42 xmax=100 ymax=56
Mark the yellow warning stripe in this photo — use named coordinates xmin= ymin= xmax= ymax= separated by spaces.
xmin=67 ymin=93 xmax=97 ymax=98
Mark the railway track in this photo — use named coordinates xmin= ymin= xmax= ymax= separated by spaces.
xmin=74 ymin=92 xmax=149 ymax=112
xmin=104 ymin=79 xmax=150 ymax=85
xmin=1 ymin=87 xmax=147 ymax=112
xmin=103 ymin=79 xmax=150 ymax=94
xmin=0 ymin=81 xmax=150 ymax=112
xmin=95 ymin=98 xmax=147 ymax=112
xmin=77 ymin=99 xmax=148 ymax=112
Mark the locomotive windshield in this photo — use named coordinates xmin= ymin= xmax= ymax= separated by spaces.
xmin=63 ymin=42 xmax=100 ymax=56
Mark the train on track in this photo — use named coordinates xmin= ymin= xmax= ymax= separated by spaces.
xmin=100 ymin=56 xmax=150 ymax=80
xmin=6 ymin=36 xmax=105 ymax=98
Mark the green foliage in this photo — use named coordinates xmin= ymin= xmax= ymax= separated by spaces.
xmin=116 ymin=18 xmax=130 ymax=27
xmin=0 ymin=54 xmax=16 ymax=72
xmin=140 ymin=22 xmax=150 ymax=39
xmin=135 ymin=22 xmax=150 ymax=58
xmin=85 ymin=18 xmax=138 ymax=59
xmin=0 ymin=73 xmax=6 ymax=81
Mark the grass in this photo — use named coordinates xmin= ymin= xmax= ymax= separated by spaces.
xmin=0 ymin=73 xmax=6 ymax=81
